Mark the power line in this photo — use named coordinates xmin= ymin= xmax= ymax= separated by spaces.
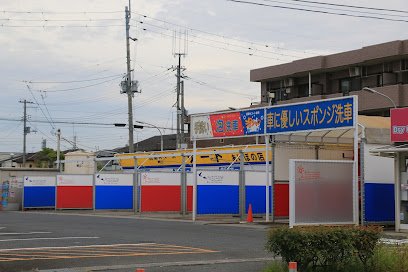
xmin=29 ymin=75 xmax=124 ymax=93
xmin=280 ymin=0 xmax=408 ymax=14
xmin=0 ymin=10 xmax=123 ymax=14
xmin=140 ymin=27 xmax=284 ymax=61
xmin=26 ymin=73 xmax=126 ymax=84
xmin=27 ymin=85 xmax=56 ymax=131
xmin=133 ymin=19 xmax=305 ymax=59
xmin=261 ymin=0 xmax=408 ymax=18
xmin=132 ymin=12 xmax=319 ymax=55
xmin=184 ymin=76 xmax=258 ymax=98
xmin=226 ymin=0 xmax=408 ymax=23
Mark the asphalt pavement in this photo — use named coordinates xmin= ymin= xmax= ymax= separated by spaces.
xmin=0 ymin=211 xmax=279 ymax=272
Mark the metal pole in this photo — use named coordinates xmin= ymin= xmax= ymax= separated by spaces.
xmin=193 ymin=140 xmax=197 ymax=221
xmin=359 ymin=124 xmax=366 ymax=226
xmin=57 ymin=129 xmax=61 ymax=169
xmin=239 ymin=150 xmax=245 ymax=221
xmin=265 ymin=136 xmax=270 ymax=222
xmin=308 ymin=72 xmax=312 ymax=97
xmin=176 ymin=54 xmax=181 ymax=149
xmin=181 ymin=81 xmax=185 ymax=146
xmin=395 ymin=152 xmax=401 ymax=232
xmin=134 ymin=157 xmax=138 ymax=215
xmin=181 ymin=154 xmax=186 ymax=215
xmin=93 ymin=159 xmax=97 ymax=214
xmin=125 ymin=6 xmax=134 ymax=153
xmin=271 ymin=136 xmax=275 ymax=222
xmin=353 ymin=99 xmax=359 ymax=226
xmin=23 ymin=100 xmax=27 ymax=168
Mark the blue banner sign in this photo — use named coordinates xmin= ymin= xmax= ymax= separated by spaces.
xmin=240 ymin=109 xmax=264 ymax=135
xmin=266 ymin=97 xmax=354 ymax=134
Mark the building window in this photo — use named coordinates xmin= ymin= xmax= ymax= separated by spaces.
xmin=377 ymin=74 xmax=383 ymax=87
xmin=220 ymin=139 xmax=224 ymax=143
xmin=339 ymin=77 xmax=361 ymax=95
xmin=298 ymin=84 xmax=309 ymax=98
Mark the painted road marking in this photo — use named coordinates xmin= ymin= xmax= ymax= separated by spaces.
xmin=0 ymin=237 xmax=99 ymax=242
xmin=0 ymin=232 xmax=52 ymax=235
xmin=0 ymin=243 xmax=218 ymax=262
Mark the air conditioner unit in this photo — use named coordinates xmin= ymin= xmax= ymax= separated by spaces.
xmin=349 ymin=66 xmax=361 ymax=77
xmin=285 ymin=87 xmax=292 ymax=94
xmin=268 ymin=92 xmax=275 ymax=99
xmin=284 ymin=78 xmax=294 ymax=86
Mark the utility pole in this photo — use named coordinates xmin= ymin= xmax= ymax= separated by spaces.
xmin=176 ymin=54 xmax=181 ymax=149
xmin=125 ymin=4 xmax=134 ymax=153
xmin=181 ymin=80 xmax=185 ymax=147
xmin=173 ymin=30 xmax=187 ymax=149
xmin=20 ymin=99 xmax=34 ymax=168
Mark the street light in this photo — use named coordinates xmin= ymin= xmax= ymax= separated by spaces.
xmin=114 ymin=122 xmax=163 ymax=152
xmin=362 ymin=87 xmax=397 ymax=108
xmin=134 ymin=120 xmax=163 ymax=151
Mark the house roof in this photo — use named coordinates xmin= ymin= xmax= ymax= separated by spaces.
xmin=115 ymin=134 xmax=177 ymax=153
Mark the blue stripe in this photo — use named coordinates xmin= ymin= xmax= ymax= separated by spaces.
xmin=95 ymin=186 xmax=133 ymax=209
xmin=365 ymin=183 xmax=395 ymax=222
xmin=197 ymin=185 xmax=239 ymax=214
xmin=24 ymin=187 xmax=55 ymax=208
xmin=245 ymin=186 xmax=271 ymax=214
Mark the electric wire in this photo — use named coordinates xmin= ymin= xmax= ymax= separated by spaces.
xmin=132 ymin=12 xmax=320 ymax=55
xmin=226 ymin=0 xmax=408 ymax=23
xmin=261 ymin=0 xmax=408 ymax=18
xmin=279 ymin=0 xmax=408 ymax=14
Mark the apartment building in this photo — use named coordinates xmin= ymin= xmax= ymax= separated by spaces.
xmin=250 ymin=40 xmax=408 ymax=116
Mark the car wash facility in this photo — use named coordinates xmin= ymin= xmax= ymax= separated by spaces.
xmin=21 ymin=95 xmax=396 ymax=227
xmin=190 ymin=95 xmax=360 ymax=225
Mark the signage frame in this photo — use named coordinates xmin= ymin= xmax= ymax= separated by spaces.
xmin=191 ymin=96 xmax=357 ymax=140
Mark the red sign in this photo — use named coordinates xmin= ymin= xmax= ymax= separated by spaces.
xmin=210 ymin=112 xmax=244 ymax=137
xmin=391 ymin=108 xmax=408 ymax=142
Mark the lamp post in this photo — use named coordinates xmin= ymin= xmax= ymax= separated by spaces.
xmin=114 ymin=122 xmax=163 ymax=152
xmin=362 ymin=87 xmax=397 ymax=109
xmin=134 ymin=121 xmax=163 ymax=151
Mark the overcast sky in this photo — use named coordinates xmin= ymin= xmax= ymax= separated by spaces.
xmin=0 ymin=0 xmax=406 ymax=154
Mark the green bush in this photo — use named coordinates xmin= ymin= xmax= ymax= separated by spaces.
xmin=265 ymin=225 xmax=382 ymax=272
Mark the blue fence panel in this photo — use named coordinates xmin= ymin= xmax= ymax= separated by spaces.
xmin=365 ymin=183 xmax=395 ymax=222
xmin=95 ymin=186 xmax=133 ymax=209
xmin=245 ymin=186 xmax=271 ymax=214
xmin=24 ymin=187 xmax=55 ymax=208
xmin=197 ymin=185 xmax=239 ymax=214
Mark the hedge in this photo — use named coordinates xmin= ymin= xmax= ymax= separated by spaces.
xmin=265 ymin=225 xmax=382 ymax=272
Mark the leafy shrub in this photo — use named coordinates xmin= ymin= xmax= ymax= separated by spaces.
xmin=265 ymin=225 xmax=382 ymax=272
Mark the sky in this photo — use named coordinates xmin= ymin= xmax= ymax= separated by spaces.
xmin=0 ymin=0 xmax=407 ymax=154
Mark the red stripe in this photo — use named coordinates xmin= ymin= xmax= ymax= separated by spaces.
xmin=57 ymin=186 xmax=93 ymax=209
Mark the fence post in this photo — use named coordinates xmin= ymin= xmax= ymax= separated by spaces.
xmin=271 ymin=136 xmax=275 ymax=222
xmin=134 ymin=157 xmax=138 ymax=215
xmin=239 ymin=150 xmax=245 ymax=221
xmin=181 ymin=154 xmax=187 ymax=215
xmin=93 ymin=159 xmax=97 ymax=214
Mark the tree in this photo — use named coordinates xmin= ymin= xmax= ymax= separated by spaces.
xmin=34 ymin=147 xmax=64 ymax=168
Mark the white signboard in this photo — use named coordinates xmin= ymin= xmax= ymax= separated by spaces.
xmin=245 ymin=171 xmax=265 ymax=186
xmin=11 ymin=177 xmax=24 ymax=188
xmin=197 ymin=171 xmax=239 ymax=186
xmin=140 ymin=172 xmax=181 ymax=186
xmin=95 ymin=174 xmax=133 ymax=186
xmin=57 ymin=175 xmax=93 ymax=187
xmin=24 ymin=176 xmax=55 ymax=187
xmin=289 ymin=160 xmax=355 ymax=227
xmin=191 ymin=115 xmax=213 ymax=139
